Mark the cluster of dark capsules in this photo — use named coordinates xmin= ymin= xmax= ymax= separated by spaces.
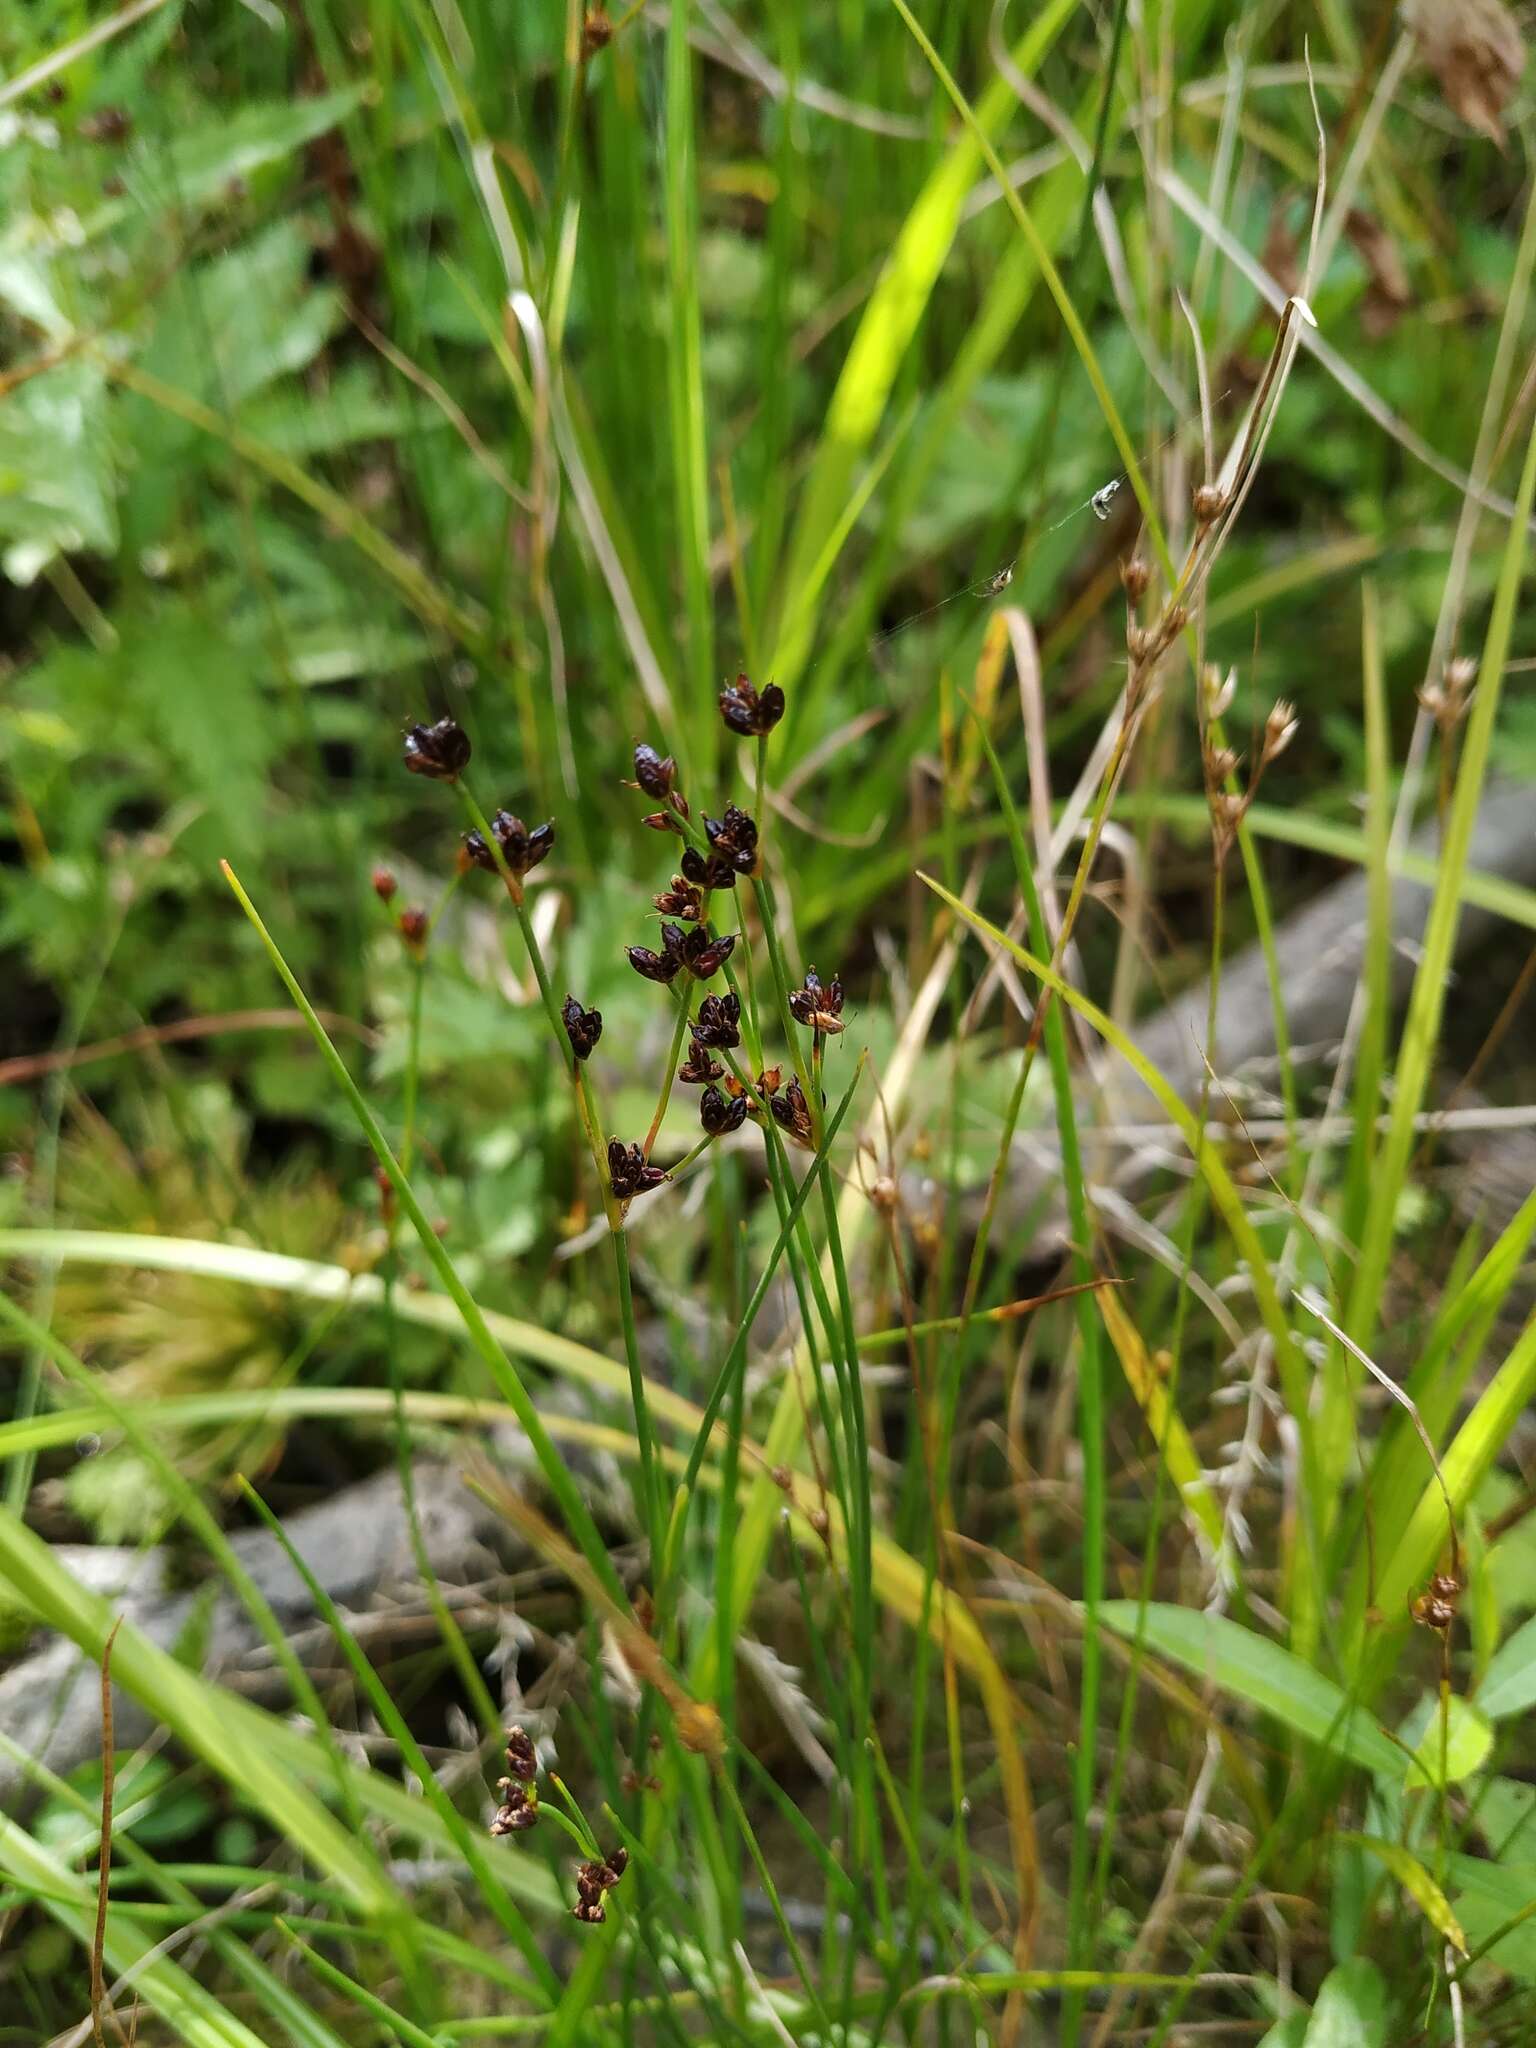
xmin=393 ymin=674 xmax=844 ymax=1199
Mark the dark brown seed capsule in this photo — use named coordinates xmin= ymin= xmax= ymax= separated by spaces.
xmin=607 ymin=1140 xmax=669 ymax=1201
xmin=1119 ymin=556 xmax=1151 ymax=605
xmin=489 ymin=1782 xmax=539 ymax=1835
xmin=691 ymin=992 xmax=741 ymax=1049
xmin=575 ymin=1851 xmax=627 ymax=1899
xmin=631 ymin=743 xmax=676 ymax=799
xmin=398 ymin=907 xmax=429 ymax=953
xmin=372 ymin=866 xmax=398 ymax=903
xmin=719 ymin=673 xmax=786 ymax=738
xmin=562 ymin=997 xmax=603 ymax=1061
xmin=572 ymin=1896 xmax=606 ymax=1923
xmin=653 ymin=874 xmax=705 ymax=921
xmin=1411 ymin=1571 xmax=1462 ymax=1632
xmin=703 ymin=804 xmax=759 ymax=875
xmin=627 ymin=923 xmax=685 ymax=984
xmin=403 ymin=717 xmax=471 ymax=780
xmin=678 ymin=1039 xmax=724 ymax=1086
xmin=463 ymin=812 xmax=556 ymax=879
xmin=681 ymin=926 xmax=737 ymax=980
xmin=581 ymin=7 xmax=613 ymax=57
xmin=770 ymin=1076 xmax=815 ymax=1148
xmin=503 ymin=1725 xmax=538 ymax=1783
xmin=788 ymin=966 xmax=845 ymax=1034
xmin=680 ymin=845 xmax=738 ymax=892
xmin=700 ymin=1085 xmax=748 ymax=1136
xmin=641 ymin=810 xmax=681 ymax=834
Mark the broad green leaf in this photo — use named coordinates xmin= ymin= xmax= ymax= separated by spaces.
xmin=1303 ymin=1959 xmax=1388 ymax=2047
xmin=1335 ymin=1833 xmax=1466 ymax=1951
xmin=1402 ymin=1694 xmax=1493 ymax=1789
xmin=1258 ymin=2020 xmax=1309 ymax=2048
xmin=1479 ymin=1611 xmax=1536 ymax=1719
xmin=141 ymin=222 xmax=343 ymax=411
xmin=93 ymin=86 xmax=367 ymax=230
xmin=1097 ymin=1603 xmax=1402 ymax=1776
xmin=1447 ymin=1853 xmax=1536 ymax=1979
xmin=0 ymin=362 xmax=116 ymax=568
xmin=1475 ymin=1776 xmax=1536 ymax=1859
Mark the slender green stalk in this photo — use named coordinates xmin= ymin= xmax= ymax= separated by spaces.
xmin=970 ymin=718 xmax=1104 ymax=2002
xmin=238 ymin=1479 xmax=557 ymax=1993
xmin=1345 ymin=402 xmax=1536 ymax=1353
xmin=220 ymin=860 xmax=628 ymax=1609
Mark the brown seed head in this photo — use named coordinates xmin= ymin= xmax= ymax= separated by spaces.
xmin=631 ymin=743 xmax=676 ymax=799
xmin=1262 ymin=699 xmax=1299 ymax=763
xmin=1192 ymin=482 xmax=1228 ymax=525
xmin=398 ymin=907 xmax=429 ymax=954
xmin=719 ymin=673 xmax=786 ymax=738
xmin=503 ymin=1725 xmax=538 ymax=1783
xmin=692 ymin=993 xmax=742 ymax=1049
xmin=372 ymin=865 xmax=398 ymax=903
xmin=463 ymin=812 xmax=556 ymax=879
xmin=1202 ymin=665 xmax=1237 ymax=721
xmin=402 ymin=717 xmax=471 ymax=781
xmin=562 ymin=996 xmax=603 ymax=1061
xmin=678 ymin=1039 xmax=724 ymax=1087
xmin=1120 ymin=554 xmax=1151 ymax=604
xmin=1411 ymin=1570 xmax=1462 ymax=1632
xmin=607 ymin=1139 xmax=669 ymax=1202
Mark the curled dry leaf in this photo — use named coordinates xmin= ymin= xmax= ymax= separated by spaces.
xmin=1404 ymin=0 xmax=1525 ymax=147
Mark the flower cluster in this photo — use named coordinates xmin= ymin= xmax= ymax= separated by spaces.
xmin=718 ymin=673 xmax=785 ymax=737
xmin=788 ymin=967 xmax=844 ymax=1037
xmin=403 ymin=717 xmax=471 ymax=781
xmin=489 ymin=1724 xmax=541 ymax=1836
xmin=462 ymin=810 xmax=555 ymax=881
xmin=572 ymin=1846 xmax=628 ymax=1924
xmin=627 ymin=922 xmax=736 ymax=985
xmin=607 ymin=1140 xmax=668 ymax=1201
xmin=392 ymin=680 xmax=842 ymax=1213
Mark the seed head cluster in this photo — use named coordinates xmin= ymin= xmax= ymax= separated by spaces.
xmin=389 ymin=680 xmax=847 ymax=1213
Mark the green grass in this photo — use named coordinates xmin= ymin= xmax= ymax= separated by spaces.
xmin=5 ymin=4 xmax=1536 ymax=2045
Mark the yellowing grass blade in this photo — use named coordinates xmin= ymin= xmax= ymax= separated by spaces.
xmin=1097 ymin=1288 xmax=1227 ymax=1562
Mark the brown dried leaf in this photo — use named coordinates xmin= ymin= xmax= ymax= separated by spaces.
xmin=1405 ymin=0 xmax=1525 ymax=147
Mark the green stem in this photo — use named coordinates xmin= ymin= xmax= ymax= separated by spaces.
xmin=220 ymin=860 xmax=628 ymax=1612
xmin=645 ymin=987 xmax=695 ymax=1158
xmin=610 ymin=1224 xmax=664 ymax=1586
